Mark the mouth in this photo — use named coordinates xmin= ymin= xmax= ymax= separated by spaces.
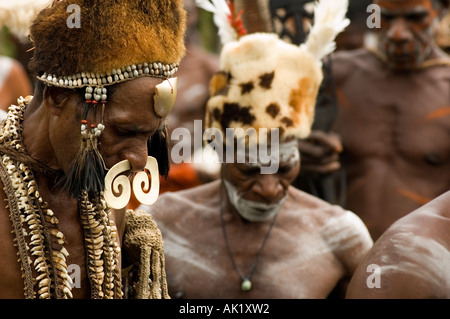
xmin=390 ymin=54 xmax=413 ymax=60
xmin=385 ymin=44 xmax=416 ymax=61
xmin=386 ymin=53 xmax=417 ymax=68
xmin=253 ymin=206 xmax=269 ymax=213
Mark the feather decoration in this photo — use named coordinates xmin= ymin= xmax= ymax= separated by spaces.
xmin=226 ymin=0 xmax=247 ymax=38
xmin=57 ymin=104 xmax=106 ymax=200
xmin=302 ymin=0 xmax=350 ymax=61
xmin=195 ymin=0 xmax=239 ymax=45
xmin=0 ymin=0 xmax=52 ymax=41
xmin=62 ymin=135 xmax=106 ymax=200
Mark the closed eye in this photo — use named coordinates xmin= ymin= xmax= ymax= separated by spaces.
xmin=113 ymin=127 xmax=135 ymax=137
xmin=406 ymin=12 xmax=428 ymax=22
xmin=380 ymin=12 xmax=395 ymax=21
xmin=113 ymin=126 xmax=154 ymax=138
xmin=277 ymin=165 xmax=294 ymax=175
xmin=238 ymin=165 xmax=260 ymax=176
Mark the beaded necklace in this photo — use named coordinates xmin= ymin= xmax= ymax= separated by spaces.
xmin=0 ymin=96 xmax=122 ymax=298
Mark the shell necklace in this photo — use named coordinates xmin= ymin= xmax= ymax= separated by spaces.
xmin=0 ymin=97 xmax=122 ymax=298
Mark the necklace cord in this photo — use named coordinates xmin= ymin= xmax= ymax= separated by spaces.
xmin=219 ymin=180 xmax=279 ymax=284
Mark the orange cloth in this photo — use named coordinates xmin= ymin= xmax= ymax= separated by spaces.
xmin=127 ymin=163 xmax=201 ymax=210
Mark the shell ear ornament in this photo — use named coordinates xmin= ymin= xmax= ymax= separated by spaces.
xmin=154 ymin=77 xmax=178 ymax=118
xmin=104 ymin=156 xmax=160 ymax=210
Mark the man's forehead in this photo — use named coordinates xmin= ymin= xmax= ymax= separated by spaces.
xmin=376 ymin=0 xmax=434 ymax=10
xmin=240 ymin=140 xmax=300 ymax=168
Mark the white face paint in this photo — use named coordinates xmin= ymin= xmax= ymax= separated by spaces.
xmin=240 ymin=139 xmax=300 ymax=172
xmin=223 ymin=179 xmax=288 ymax=222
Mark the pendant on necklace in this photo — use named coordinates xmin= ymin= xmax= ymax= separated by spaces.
xmin=241 ymin=279 xmax=252 ymax=291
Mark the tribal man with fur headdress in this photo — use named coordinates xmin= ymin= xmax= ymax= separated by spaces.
xmin=0 ymin=0 xmax=186 ymax=298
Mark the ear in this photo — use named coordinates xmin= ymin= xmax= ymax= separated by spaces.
xmin=43 ymin=86 xmax=71 ymax=116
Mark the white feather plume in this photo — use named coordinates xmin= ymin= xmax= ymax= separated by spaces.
xmin=302 ymin=0 xmax=350 ymax=61
xmin=195 ymin=0 xmax=238 ymax=46
xmin=0 ymin=0 xmax=52 ymax=41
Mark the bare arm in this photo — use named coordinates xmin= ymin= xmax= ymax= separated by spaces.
xmin=347 ymin=218 xmax=450 ymax=299
xmin=0 ymin=58 xmax=32 ymax=111
xmin=346 ymin=252 xmax=447 ymax=299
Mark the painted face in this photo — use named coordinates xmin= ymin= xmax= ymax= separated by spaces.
xmin=375 ymin=0 xmax=439 ymax=70
xmin=222 ymin=144 xmax=300 ymax=222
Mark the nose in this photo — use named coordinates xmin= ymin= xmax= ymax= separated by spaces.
xmin=251 ymin=174 xmax=284 ymax=204
xmin=120 ymin=142 xmax=148 ymax=172
xmin=387 ymin=18 xmax=413 ymax=43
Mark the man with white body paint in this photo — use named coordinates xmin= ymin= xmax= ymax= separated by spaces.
xmin=140 ymin=0 xmax=373 ymax=298
xmin=142 ymin=148 xmax=373 ymax=298
xmin=346 ymin=190 xmax=450 ymax=299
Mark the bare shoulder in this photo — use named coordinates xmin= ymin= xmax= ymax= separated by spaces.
xmin=139 ymin=180 xmax=221 ymax=222
xmin=346 ymin=191 xmax=450 ymax=298
xmin=285 ymin=187 xmax=373 ymax=276
xmin=286 ymin=186 xmax=368 ymax=228
xmin=331 ymin=48 xmax=382 ymax=84
xmin=286 ymin=187 xmax=372 ymax=245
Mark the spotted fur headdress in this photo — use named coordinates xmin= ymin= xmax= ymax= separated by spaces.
xmin=197 ymin=0 xmax=349 ymax=143
xmin=24 ymin=0 xmax=186 ymax=198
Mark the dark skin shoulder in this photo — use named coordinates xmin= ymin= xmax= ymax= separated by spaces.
xmin=346 ymin=191 xmax=450 ymax=299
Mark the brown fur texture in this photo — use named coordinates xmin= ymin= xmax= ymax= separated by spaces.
xmin=29 ymin=0 xmax=186 ymax=77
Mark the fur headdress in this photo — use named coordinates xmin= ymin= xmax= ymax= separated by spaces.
xmin=13 ymin=0 xmax=186 ymax=198
xmin=197 ymin=0 xmax=349 ymax=143
xmin=29 ymin=0 xmax=186 ymax=80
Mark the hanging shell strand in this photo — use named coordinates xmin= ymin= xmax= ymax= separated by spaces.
xmin=95 ymin=196 xmax=122 ymax=298
xmin=1 ymin=153 xmax=73 ymax=299
xmin=80 ymin=190 xmax=122 ymax=299
xmin=0 ymin=97 xmax=73 ymax=298
xmin=1 ymin=97 xmax=123 ymax=298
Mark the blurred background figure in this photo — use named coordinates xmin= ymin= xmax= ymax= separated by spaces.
xmin=0 ymin=55 xmax=32 ymax=113
xmin=335 ymin=0 xmax=374 ymax=51
xmin=161 ymin=0 xmax=220 ymax=193
xmin=0 ymin=0 xmax=42 ymax=116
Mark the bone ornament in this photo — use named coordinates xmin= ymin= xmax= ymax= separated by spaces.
xmin=104 ymin=156 xmax=160 ymax=210
xmin=153 ymin=77 xmax=178 ymax=118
